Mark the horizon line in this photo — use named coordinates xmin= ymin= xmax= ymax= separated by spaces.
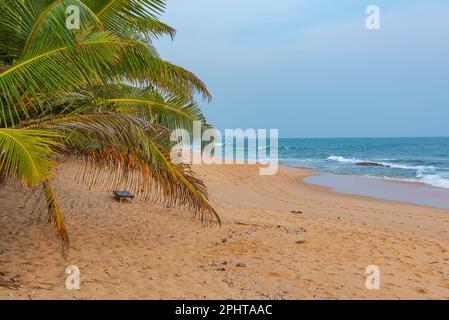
xmin=279 ymin=136 xmax=449 ymax=139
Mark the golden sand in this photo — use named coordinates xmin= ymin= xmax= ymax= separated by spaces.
xmin=1 ymin=162 xmax=449 ymax=299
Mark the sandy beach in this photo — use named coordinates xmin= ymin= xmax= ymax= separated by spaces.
xmin=1 ymin=161 xmax=449 ymax=300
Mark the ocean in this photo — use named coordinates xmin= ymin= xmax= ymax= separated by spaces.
xmin=278 ymin=137 xmax=449 ymax=190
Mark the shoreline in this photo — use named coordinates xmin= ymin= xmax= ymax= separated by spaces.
xmin=1 ymin=161 xmax=449 ymax=299
xmin=293 ymin=165 xmax=449 ymax=210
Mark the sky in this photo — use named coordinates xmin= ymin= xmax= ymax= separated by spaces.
xmin=155 ymin=0 xmax=449 ymax=138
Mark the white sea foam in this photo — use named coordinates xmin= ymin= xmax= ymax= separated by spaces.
xmin=326 ymin=155 xmax=362 ymax=163
xmin=384 ymin=174 xmax=449 ymax=189
xmin=326 ymin=155 xmax=435 ymax=171
xmin=419 ymin=175 xmax=449 ymax=189
xmin=326 ymin=155 xmax=449 ymax=189
xmin=416 ymin=169 xmax=449 ymax=189
xmin=383 ymin=176 xmax=419 ymax=183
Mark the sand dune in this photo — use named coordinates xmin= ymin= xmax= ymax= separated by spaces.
xmin=1 ymin=162 xmax=449 ymax=299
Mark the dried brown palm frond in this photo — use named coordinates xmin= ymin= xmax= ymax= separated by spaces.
xmin=20 ymin=112 xmax=221 ymax=226
xmin=0 ymin=0 xmax=219 ymax=257
xmin=41 ymin=180 xmax=70 ymax=256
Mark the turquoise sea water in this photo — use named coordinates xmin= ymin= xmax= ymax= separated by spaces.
xmin=278 ymin=137 xmax=449 ymax=190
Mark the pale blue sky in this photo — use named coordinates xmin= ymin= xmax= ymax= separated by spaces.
xmin=155 ymin=0 xmax=449 ymax=138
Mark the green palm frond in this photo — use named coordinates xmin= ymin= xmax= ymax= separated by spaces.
xmin=77 ymin=147 xmax=220 ymax=226
xmin=33 ymin=83 xmax=210 ymax=135
xmin=22 ymin=0 xmax=101 ymax=53
xmin=84 ymin=0 xmax=176 ymax=40
xmin=108 ymin=96 xmax=205 ymax=132
xmin=0 ymin=128 xmax=58 ymax=186
xmin=0 ymin=28 xmax=157 ymax=126
xmin=75 ymin=84 xmax=207 ymax=132
xmin=0 ymin=0 xmax=219 ymax=256
xmin=42 ymin=180 xmax=70 ymax=256
xmin=0 ymin=0 xmax=99 ymax=58
xmin=134 ymin=17 xmax=176 ymax=40
xmin=139 ymin=140 xmax=220 ymax=225
xmin=0 ymin=127 xmax=68 ymax=253
xmin=128 ymin=58 xmax=212 ymax=102
xmin=20 ymin=113 xmax=220 ymax=225
xmin=87 ymin=0 xmax=166 ymax=22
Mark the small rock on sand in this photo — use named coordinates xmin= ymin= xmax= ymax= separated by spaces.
xmin=355 ymin=162 xmax=390 ymax=167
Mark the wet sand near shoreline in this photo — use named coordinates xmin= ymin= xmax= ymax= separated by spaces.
xmin=305 ymin=173 xmax=449 ymax=209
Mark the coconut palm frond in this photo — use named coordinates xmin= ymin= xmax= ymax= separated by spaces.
xmin=87 ymin=0 xmax=166 ymax=22
xmin=84 ymin=0 xmax=176 ymax=40
xmin=135 ymin=17 xmax=176 ymax=40
xmin=108 ymin=95 xmax=205 ymax=132
xmin=74 ymin=146 xmax=220 ymax=226
xmin=0 ymin=28 xmax=159 ymax=126
xmin=0 ymin=0 xmax=98 ymax=58
xmin=0 ymin=128 xmax=58 ymax=186
xmin=20 ymin=113 xmax=220 ymax=225
xmin=128 ymin=57 xmax=212 ymax=102
xmin=0 ymin=0 xmax=219 ymax=256
xmin=140 ymin=140 xmax=220 ymax=225
xmin=42 ymin=179 xmax=70 ymax=257
xmin=79 ymin=84 xmax=207 ymax=132
xmin=0 ymin=0 xmax=33 ymax=59
xmin=35 ymin=84 xmax=209 ymax=134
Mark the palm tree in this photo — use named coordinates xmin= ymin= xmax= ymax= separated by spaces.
xmin=0 ymin=0 xmax=220 ymax=257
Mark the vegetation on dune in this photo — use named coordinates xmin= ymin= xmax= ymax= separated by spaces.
xmin=0 ymin=0 xmax=220 ymax=257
